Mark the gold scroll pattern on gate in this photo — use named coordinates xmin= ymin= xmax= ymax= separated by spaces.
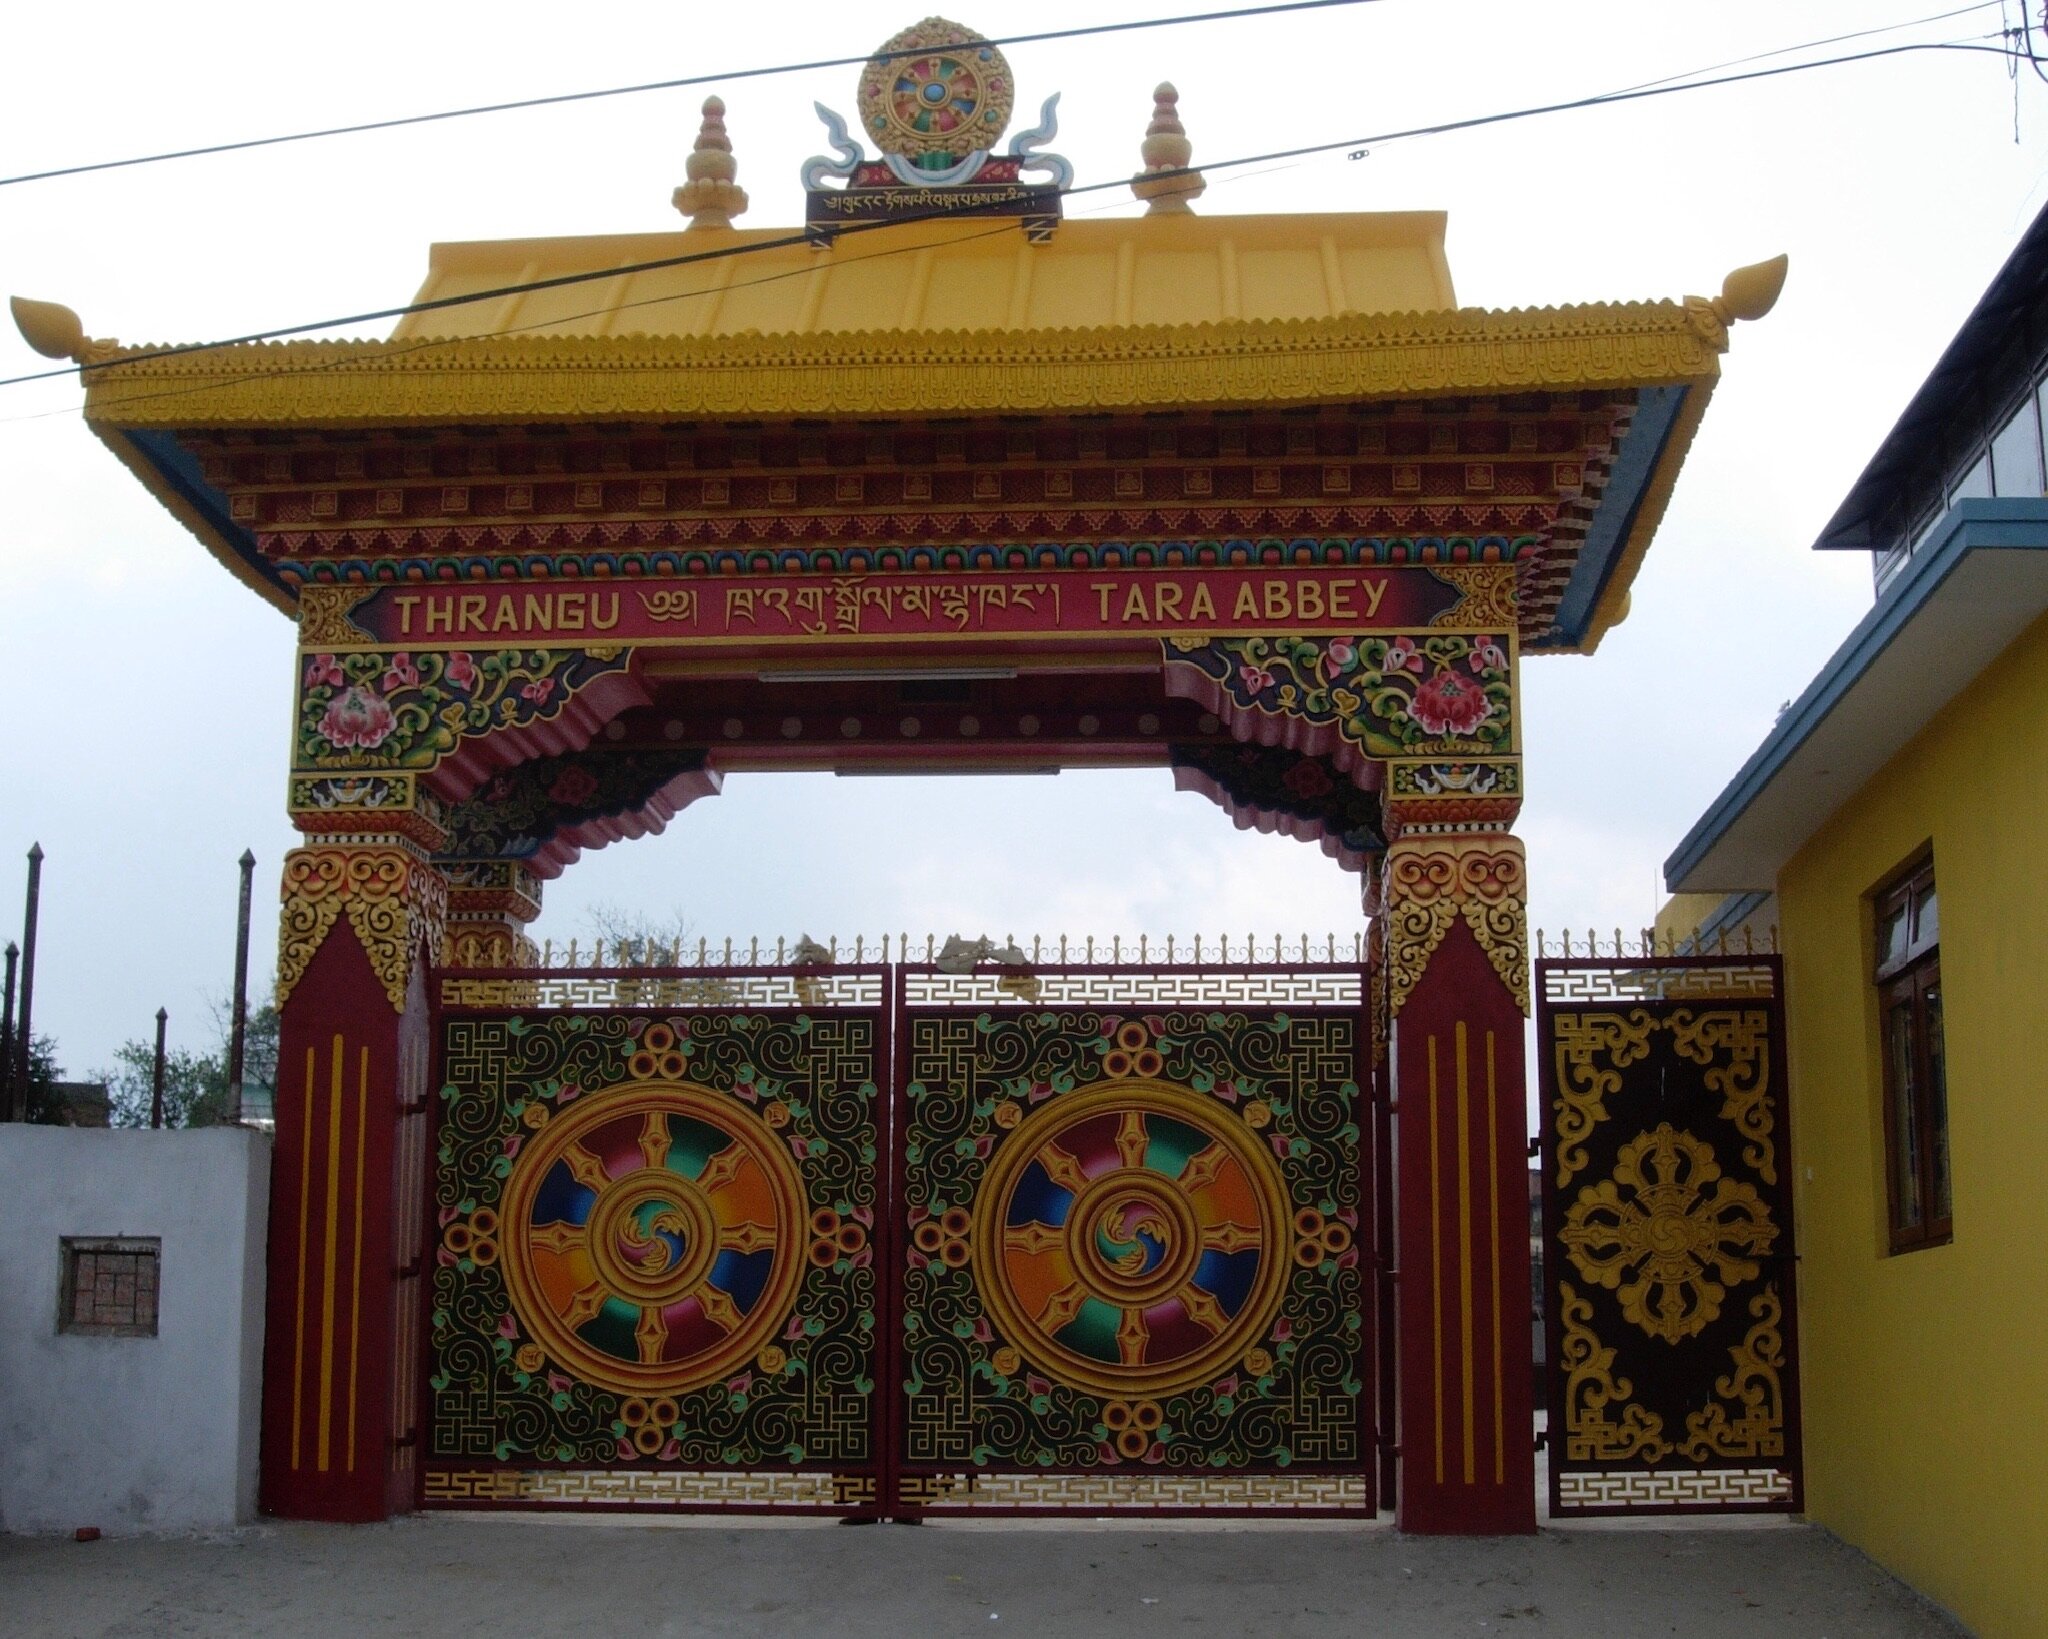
xmin=1547 ymin=1003 xmax=1790 ymax=1474
xmin=1552 ymin=1008 xmax=1775 ymax=1188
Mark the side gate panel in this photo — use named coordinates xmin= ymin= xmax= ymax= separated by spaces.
xmin=894 ymin=967 xmax=1374 ymax=1516
xmin=1536 ymin=957 xmax=1802 ymax=1516
xmin=421 ymin=967 xmax=888 ymax=1513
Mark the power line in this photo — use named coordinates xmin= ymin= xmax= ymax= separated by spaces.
xmin=0 ymin=0 xmax=1380 ymax=189
xmin=0 ymin=167 xmax=1168 ymax=426
xmin=0 ymin=33 xmax=2025 ymax=410
xmin=1601 ymin=0 xmax=2005 ymax=95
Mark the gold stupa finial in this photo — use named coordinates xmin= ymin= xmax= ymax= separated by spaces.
xmin=673 ymin=96 xmax=750 ymax=230
xmin=1132 ymin=82 xmax=1205 ymax=215
xmin=1718 ymin=254 xmax=1790 ymax=323
xmin=10 ymin=296 xmax=119 ymax=364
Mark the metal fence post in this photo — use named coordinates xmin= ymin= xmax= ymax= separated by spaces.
xmin=150 ymin=1008 xmax=168 ymax=1131
xmin=10 ymin=844 xmax=43 ymax=1123
xmin=228 ymin=849 xmax=255 ymax=1125
xmin=0 ymin=940 xmax=17 ymax=1121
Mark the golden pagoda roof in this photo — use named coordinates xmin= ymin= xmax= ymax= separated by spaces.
xmin=392 ymin=212 xmax=1458 ymax=342
xmin=58 ymin=211 xmax=1762 ymax=431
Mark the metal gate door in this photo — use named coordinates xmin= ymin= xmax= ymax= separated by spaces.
xmin=893 ymin=964 xmax=1376 ymax=1516
xmin=1536 ymin=956 xmax=1802 ymax=1516
xmin=420 ymin=963 xmax=888 ymax=1513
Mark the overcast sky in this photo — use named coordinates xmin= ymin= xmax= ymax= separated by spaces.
xmin=3 ymin=0 xmax=2043 ymax=1076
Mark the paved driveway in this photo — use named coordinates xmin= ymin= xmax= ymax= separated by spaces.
xmin=0 ymin=1516 xmax=1964 ymax=1637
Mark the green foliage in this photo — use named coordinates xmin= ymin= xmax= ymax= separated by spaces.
xmin=16 ymin=1033 xmax=67 ymax=1124
xmin=98 ymin=1003 xmax=280 ymax=1130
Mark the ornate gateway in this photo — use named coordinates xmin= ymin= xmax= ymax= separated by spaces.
xmin=50 ymin=0 xmax=1785 ymax=1526
xmin=1535 ymin=957 xmax=1802 ymax=1515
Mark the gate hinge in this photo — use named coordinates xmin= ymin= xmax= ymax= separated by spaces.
xmin=1534 ymin=1429 xmax=1548 ymax=1452
xmin=1527 ymin=1137 xmax=1541 ymax=1159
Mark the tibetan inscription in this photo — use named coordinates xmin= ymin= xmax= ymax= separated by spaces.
xmin=334 ymin=566 xmax=1468 ymax=649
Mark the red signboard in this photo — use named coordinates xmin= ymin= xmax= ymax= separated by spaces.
xmin=336 ymin=566 xmax=1470 ymax=649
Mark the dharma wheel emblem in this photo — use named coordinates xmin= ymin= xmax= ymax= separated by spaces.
xmin=969 ymin=1078 xmax=1292 ymax=1397
xmin=496 ymin=1068 xmax=807 ymax=1395
xmin=858 ymin=17 xmax=1015 ymax=164
xmin=1559 ymin=1122 xmax=1778 ymax=1344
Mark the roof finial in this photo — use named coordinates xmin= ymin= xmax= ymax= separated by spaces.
xmin=10 ymin=296 xmax=119 ymax=364
xmin=1132 ymin=82 xmax=1204 ymax=215
xmin=673 ymin=96 xmax=750 ymax=230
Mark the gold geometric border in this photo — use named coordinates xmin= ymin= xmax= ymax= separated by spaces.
xmin=901 ymin=1471 xmax=1374 ymax=1509
xmin=422 ymin=1468 xmax=874 ymax=1507
xmin=1555 ymin=1467 xmax=1793 ymax=1509
xmin=441 ymin=972 xmax=888 ymax=1011
xmin=1541 ymin=964 xmax=1775 ymax=1005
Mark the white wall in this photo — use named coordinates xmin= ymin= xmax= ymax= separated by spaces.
xmin=0 ymin=1126 xmax=269 ymax=1534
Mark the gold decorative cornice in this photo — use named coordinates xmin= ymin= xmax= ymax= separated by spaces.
xmin=296 ymin=586 xmax=374 ymax=646
xmin=1427 ymin=564 xmax=1518 ymax=630
xmin=81 ymin=300 xmax=1726 ymax=431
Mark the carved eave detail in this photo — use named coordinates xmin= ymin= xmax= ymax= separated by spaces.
xmin=80 ymin=300 xmax=1728 ymax=430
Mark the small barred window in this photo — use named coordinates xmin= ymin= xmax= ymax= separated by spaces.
xmin=58 ymin=1237 xmax=161 ymax=1336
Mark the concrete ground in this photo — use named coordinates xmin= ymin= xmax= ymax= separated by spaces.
xmin=0 ymin=1516 xmax=1966 ymax=1638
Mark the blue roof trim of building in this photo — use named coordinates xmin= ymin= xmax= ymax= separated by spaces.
xmin=127 ymin=427 xmax=284 ymax=595
xmin=1814 ymin=198 xmax=2048 ymax=551
xmin=1546 ymin=383 xmax=1687 ymax=646
xmin=1663 ymin=497 xmax=2048 ymax=889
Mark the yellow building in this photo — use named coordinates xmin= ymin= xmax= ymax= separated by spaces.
xmin=1662 ymin=209 xmax=2048 ymax=1636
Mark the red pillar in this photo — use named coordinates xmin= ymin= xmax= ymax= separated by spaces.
xmin=261 ymin=843 xmax=443 ymax=1521
xmin=1384 ymin=834 xmax=1535 ymax=1533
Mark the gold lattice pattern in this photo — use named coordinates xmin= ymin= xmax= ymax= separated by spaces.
xmin=900 ymin=1473 xmax=1372 ymax=1509
xmin=422 ymin=1469 xmax=874 ymax=1507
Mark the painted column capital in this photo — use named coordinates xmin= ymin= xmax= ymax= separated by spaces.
xmin=1382 ymin=833 xmax=1529 ymax=1017
xmin=277 ymin=840 xmax=448 ymax=1012
xmin=437 ymin=858 xmax=544 ymax=967
xmin=1381 ymin=758 xmax=1522 ymax=839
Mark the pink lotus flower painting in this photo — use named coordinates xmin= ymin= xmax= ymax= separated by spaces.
xmin=318 ymin=684 xmax=397 ymax=751
xmin=1407 ymin=668 xmax=1494 ymax=738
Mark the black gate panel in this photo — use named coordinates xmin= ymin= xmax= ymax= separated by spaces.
xmin=1536 ymin=957 xmax=1801 ymax=1516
